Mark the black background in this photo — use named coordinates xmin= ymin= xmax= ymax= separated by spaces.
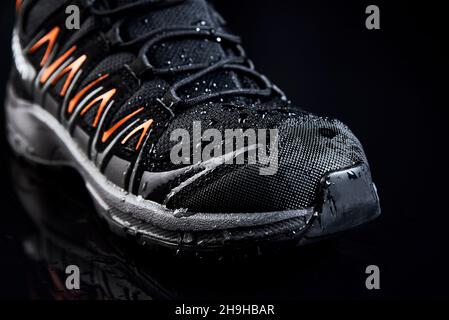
xmin=0 ymin=0 xmax=447 ymax=300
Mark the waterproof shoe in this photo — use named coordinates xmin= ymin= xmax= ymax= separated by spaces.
xmin=6 ymin=0 xmax=380 ymax=255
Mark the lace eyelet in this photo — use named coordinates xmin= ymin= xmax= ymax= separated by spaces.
xmin=160 ymin=89 xmax=182 ymax=109
xmin=125 ymin=55 xmax=154 ymax=80
xmin=104 ymin=22 xmax=125 ymax=47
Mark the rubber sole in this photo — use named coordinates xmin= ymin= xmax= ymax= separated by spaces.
xmin=5 ymin=86 xmax=381 ymax=257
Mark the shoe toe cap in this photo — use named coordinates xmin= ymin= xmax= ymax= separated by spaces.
xmin=165 ymin=115 xmax=370 ymax=213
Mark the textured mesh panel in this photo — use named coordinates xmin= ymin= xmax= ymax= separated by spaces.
xmin=149 ymin=101 xmax=298 ymax=171
xmin=108 ymin=79 xmax=169 ymax=124
xmin=124 ymin=0 xmax=217 ymax=39
xmin=121 ymin=0 xmax=249 ymax=94
xmin=165 ymin=116 xmax=367 ymax=212
xmin=80 ymin=53 xmax=136 ymax=87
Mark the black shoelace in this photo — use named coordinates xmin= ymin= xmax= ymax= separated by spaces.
xmin=89 ymin=0 xmax=282 ymax=112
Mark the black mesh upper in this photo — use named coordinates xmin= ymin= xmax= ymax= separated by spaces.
xmin=18 ymin=0 xmax=372 ymax=213
xmin=159 ymin=111 xmax=367 ymax=212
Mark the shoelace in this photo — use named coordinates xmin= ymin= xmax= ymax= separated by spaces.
xmin=89 ymin=0 xmax=279 ymax=112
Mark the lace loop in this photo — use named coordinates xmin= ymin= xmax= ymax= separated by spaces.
xmin=90 ymin=0 xmax=276 ymax=110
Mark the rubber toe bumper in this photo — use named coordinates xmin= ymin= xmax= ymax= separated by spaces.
xmin=307 ymin=164 xmax=381 ymax=239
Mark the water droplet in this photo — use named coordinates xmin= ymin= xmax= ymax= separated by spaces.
xmin=238 ymin=113 xmax=248 ymax=124
xmin=193 ymin=20 xmax=207 ymax=27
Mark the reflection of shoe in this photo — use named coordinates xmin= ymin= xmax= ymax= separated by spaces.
xmin=7 ymin=0 xmax=380 ymax=254
xmin=10 ymin=158 xmax=173 ymax=300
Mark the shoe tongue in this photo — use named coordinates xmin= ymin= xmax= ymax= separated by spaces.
xmin=118 ymin=0 xmax=245 ymax=97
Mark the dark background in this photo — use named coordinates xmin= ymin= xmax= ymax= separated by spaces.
xmin=0 ymin=0 xmax=447 ymax=300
